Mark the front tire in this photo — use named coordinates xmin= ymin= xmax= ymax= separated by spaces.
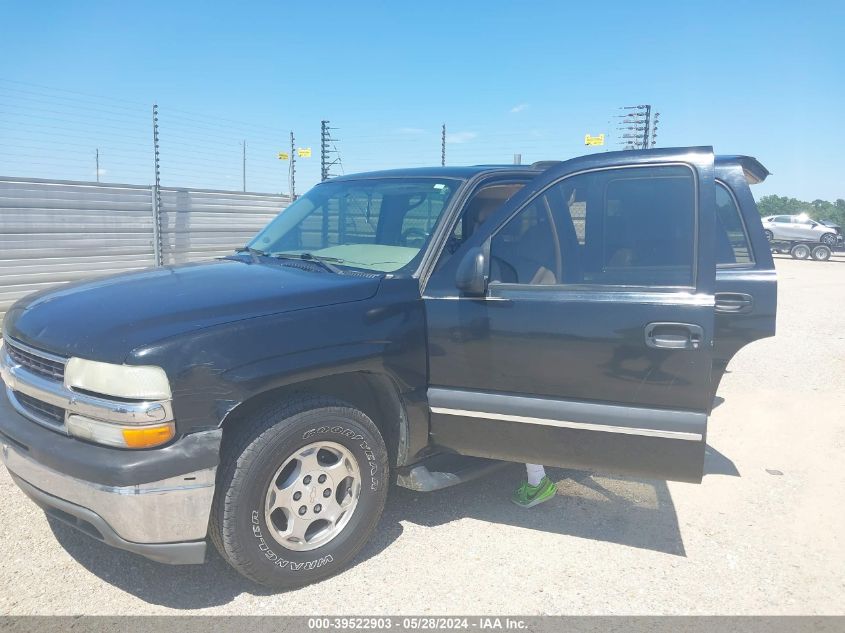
xmin=821 ymin=232 xmax=837 ymax=247
xmin=210 ymin=397 xmax=388 ymax=589
xmin=764 ymin=229 xmax=774 ymax=242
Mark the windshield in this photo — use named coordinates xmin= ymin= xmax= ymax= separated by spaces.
xmin=248 ymin=178 xmax=460 ymax=273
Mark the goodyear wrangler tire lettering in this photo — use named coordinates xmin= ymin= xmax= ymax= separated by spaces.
xmin=209 ymin=396 xmax=388 ymax=590
xmin=303 ymin=426 xmax=364 ymax=442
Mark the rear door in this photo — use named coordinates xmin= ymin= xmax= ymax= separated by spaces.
xmin=712 ymin=156 xmax=777 ymax=396
xmin=423 ymin=147 xmax=718 ymax=483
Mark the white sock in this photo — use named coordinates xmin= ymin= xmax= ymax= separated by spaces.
xmin=526 ymin=463 xmax=546 ymax=487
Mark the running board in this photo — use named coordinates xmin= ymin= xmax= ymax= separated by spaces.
xmin=395 ymin=454 xmax=510 ymax=492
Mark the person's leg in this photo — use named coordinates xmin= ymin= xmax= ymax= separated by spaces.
xmin=512 ymin=464 xmax=555 ymax=508
xmin=525 ymin=463 xmax=546 ymax=487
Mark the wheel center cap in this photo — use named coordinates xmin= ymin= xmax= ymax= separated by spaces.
xmin=300 ymin=469 xmax=333 ymax=513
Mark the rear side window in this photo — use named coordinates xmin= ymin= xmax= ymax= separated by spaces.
xmin=715 ymin=182 xmax=754 ymax=266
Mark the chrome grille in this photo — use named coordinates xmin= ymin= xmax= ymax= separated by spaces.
xmin=6 ymin=341 xmax=65 ymax=381
xmin=14 ymin=392 xmax=65 ymax=428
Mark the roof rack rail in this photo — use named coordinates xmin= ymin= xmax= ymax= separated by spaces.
xmin=530 ymin=160 xmax=563 ymax=170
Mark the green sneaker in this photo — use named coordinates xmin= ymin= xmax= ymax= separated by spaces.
xmin=511 ymin=476 xmax=556 ymax=508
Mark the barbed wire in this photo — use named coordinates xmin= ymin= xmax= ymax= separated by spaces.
xmin=1 ymin=78 xmax=613 ymax=194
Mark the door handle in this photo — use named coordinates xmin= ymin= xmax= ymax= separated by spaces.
xmin=715 ymin=292 xmax=754 ymax=314
xmin=644 ymin=322 xmax=704 ymax=350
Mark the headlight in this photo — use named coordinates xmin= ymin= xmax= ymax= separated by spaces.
xmin=64 ymin=357 xmax=174 ymax=448
xmin=64 ymin=357 xmax=171 ymax=400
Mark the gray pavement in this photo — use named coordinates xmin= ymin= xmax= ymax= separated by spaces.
xmin=1 ymin=255 xmax=843 ymax=615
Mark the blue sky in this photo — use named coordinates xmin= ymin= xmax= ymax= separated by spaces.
xmin=1 ymin=1 xmax=843 ymax=200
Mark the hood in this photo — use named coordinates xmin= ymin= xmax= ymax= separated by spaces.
xmin=4 ymin=258 xmax=381 ymax=363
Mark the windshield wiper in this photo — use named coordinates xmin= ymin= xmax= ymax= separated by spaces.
xmin=272 ymin=252 xmax=345 ymax=274
xmin=236 ymin=246 xmax=268 ymax=257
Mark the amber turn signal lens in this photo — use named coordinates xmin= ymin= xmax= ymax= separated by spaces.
xmin=122 ymin=423 xmax=175 ymax=448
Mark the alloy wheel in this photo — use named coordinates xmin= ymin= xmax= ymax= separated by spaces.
xmin=264 ymin=441 xmax=362 ymax=552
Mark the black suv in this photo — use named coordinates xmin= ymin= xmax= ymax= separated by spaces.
xmin=0 ymin=147 xmax=776 ymax=589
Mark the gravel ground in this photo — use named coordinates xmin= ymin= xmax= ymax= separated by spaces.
xmin=1 ymin=256 xmax=843 ymax=615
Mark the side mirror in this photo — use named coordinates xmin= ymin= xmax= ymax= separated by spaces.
xmin=455 ymin=246 xmax=488 ymax=296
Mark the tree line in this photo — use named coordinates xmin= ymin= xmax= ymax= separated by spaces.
xmin=756 ymin=195 xmax=845 ymax=226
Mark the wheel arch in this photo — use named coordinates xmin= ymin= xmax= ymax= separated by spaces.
xmin=218 ymin=371 xmax=412 ymax=468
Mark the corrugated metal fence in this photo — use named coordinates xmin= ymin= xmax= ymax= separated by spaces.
xmin=0 ymin=176 xmax=289 ymax=322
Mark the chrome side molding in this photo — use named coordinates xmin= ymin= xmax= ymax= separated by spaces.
xmin=428 ymin=387 xmax=706 ymax=442
xmin=430 ymin=406 xmax=702 ymax=441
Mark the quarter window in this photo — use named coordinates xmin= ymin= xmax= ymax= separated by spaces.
xmin=715 ymin=183 xmax=754 ymax=266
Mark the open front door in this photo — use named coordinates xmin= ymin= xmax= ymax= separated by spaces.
xmin=423 ymin=148 xmax=717 ymax=483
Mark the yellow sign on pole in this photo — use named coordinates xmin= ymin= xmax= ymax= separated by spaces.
xmin=584 ymin=134 xmax=605 ymax=146
xmin=297 ymin=148 xmax=312 ymax=158
xmin=277 ymin=152 xmax=289 ymax=160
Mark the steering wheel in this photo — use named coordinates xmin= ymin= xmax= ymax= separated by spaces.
xmin=400 ymin=227 xmax=429 ymax=248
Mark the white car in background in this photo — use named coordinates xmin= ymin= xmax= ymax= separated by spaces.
xmin=762 ymin=214 xmax=839 ymax=246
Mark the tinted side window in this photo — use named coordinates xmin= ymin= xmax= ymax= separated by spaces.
xmin=433 ymin=182 xmax=527 ymax=273
xmin=715 ymin=183 xmax=753 ymax=266
xmin=490 ymin=199 xmax=559 ymax=284
xmin=490 ymin=165 xmax=696 ymax=287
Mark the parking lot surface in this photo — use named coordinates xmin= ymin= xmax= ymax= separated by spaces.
xmin=1 ymin=256 xmax=843 ymax=615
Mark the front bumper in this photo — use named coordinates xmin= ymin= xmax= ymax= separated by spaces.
xmin=0 ymin=339 xmax=221 ymax=565
xmin=1 ymin=436 xmax=215 ymax=564
xmin=0 ymin=437 xmax=215 ymax=564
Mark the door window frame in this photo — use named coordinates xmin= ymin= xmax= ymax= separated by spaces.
xmin=486 ymin=162 xmax=702 ymax=294
xmin=420 ymin=174 xmax=539 ymax=288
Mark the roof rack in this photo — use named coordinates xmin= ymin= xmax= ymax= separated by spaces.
xmin=530 ymin=160 xmax=563 ymax=170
